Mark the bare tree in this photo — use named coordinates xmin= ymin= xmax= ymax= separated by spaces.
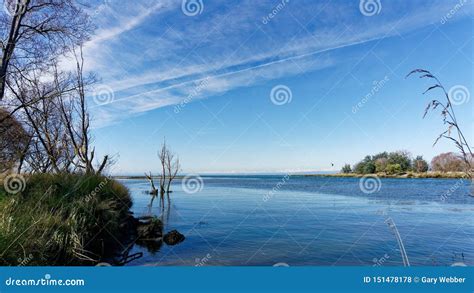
xmin=4 ymin=45 xmax=110 ymax=174
xmin=165 ymin=148 xmax=180 ymax=194
xmin=0 ymin=2 xmax=113 ymax=176
xmin=10 ymin=64 xmax=72 ymax=173
xmin=0 ymin=0 xmax=92 ymax=101
xmin=156 ymin=140 xmax=180 ymax=195
xmin=145 ymin=171 xmax=158 ymax=195
xmin=158 ymin=141 xmax=167 ymax=195
xmin=57 ymin=47 xmax=108 ymax=174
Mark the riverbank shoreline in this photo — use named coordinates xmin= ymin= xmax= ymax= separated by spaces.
xmin=113 ymin=172 xmax=470 ymax=180
xmin=303 ymin=172 xmax=469 ymax=179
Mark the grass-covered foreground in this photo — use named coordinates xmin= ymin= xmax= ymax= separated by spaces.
xmin=0 ymin=173 xmax=132 ymax=266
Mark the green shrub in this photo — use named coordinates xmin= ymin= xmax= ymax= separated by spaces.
xmin=387 ymin=151 xmax=411 ymax=172
xmin=341 ymin=164 xmax=352 ymax=173
xmin=363 ymin=162 xmax=376 ymax=174
xmin=375 ymin=158 xmax=388 ymax=173
xmin=0 ymin=173 xmax=131 ymax=265
xmin=385 ymin=164 xmax=402 ymax=175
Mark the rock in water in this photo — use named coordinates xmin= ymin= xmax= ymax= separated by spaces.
xmin=137 ymin=217 xmax=163 ymax=240
xmin=163 ymin=230 xmax=185 ymax=245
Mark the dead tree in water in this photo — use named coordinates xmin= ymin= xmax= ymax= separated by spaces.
xmin=158 ymin=140 xmax=181 ymax=194
xmin=146 ymin=140 xmax=180 ymax=212
xmin=158 ymin=141 xmax=181 ymax=196
xmin=165 ymin=149 xmax=180 ymax=194
xmin=158 ymin=142 xmax=167 ymax=195
xmin=145 ymin=172 xmax=158 ymax=195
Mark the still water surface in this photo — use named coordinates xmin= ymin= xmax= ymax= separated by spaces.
xmin=120 ymin=176 xmax=474 ymax=266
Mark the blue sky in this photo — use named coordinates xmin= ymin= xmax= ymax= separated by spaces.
xmin=76 ymin=0 xmax=473 ymax=174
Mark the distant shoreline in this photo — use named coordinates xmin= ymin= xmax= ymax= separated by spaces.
xmin=303 ymin=172 xmax=469 ymax=179
xmin=112 ymin=172 xmax=470 ymax=180
xmin=113 ymin=175 xmax=186 ymax=180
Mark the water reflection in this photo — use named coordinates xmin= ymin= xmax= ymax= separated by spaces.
xmin=137 ymin=191 xmax=183 ymax=254
xmin=120 ymin=177 xmax=474 ymax=266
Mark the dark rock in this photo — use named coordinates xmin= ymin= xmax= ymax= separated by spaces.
xmin=137 ymin=216 xmax=154 ymax=223
xmin=137 ymin=217 xmax=163 ymax=240
xmin=163 ymin=230 xmax=185 ymax=245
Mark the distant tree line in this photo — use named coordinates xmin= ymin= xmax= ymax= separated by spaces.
xmin=341 ymin=151 xmax=472 ymax=175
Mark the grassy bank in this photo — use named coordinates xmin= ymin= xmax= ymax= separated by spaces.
xmin=0 ymin=173 xmax=132 ymax=266
xmin=304 ymin=171 xmax=469 ymax=179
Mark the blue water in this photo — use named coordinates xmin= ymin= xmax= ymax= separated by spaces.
xmin=120 ymin=176 xmax=474 ymax=266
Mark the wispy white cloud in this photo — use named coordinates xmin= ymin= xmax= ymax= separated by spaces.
xmin=90 ymin=2 xmax=167 ymax=45
xmin=81 ymin=0 xmax=473 ymax=127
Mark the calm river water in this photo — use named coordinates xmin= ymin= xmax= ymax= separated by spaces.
xmin=119 ymin=175 xmax=474 ymax=266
